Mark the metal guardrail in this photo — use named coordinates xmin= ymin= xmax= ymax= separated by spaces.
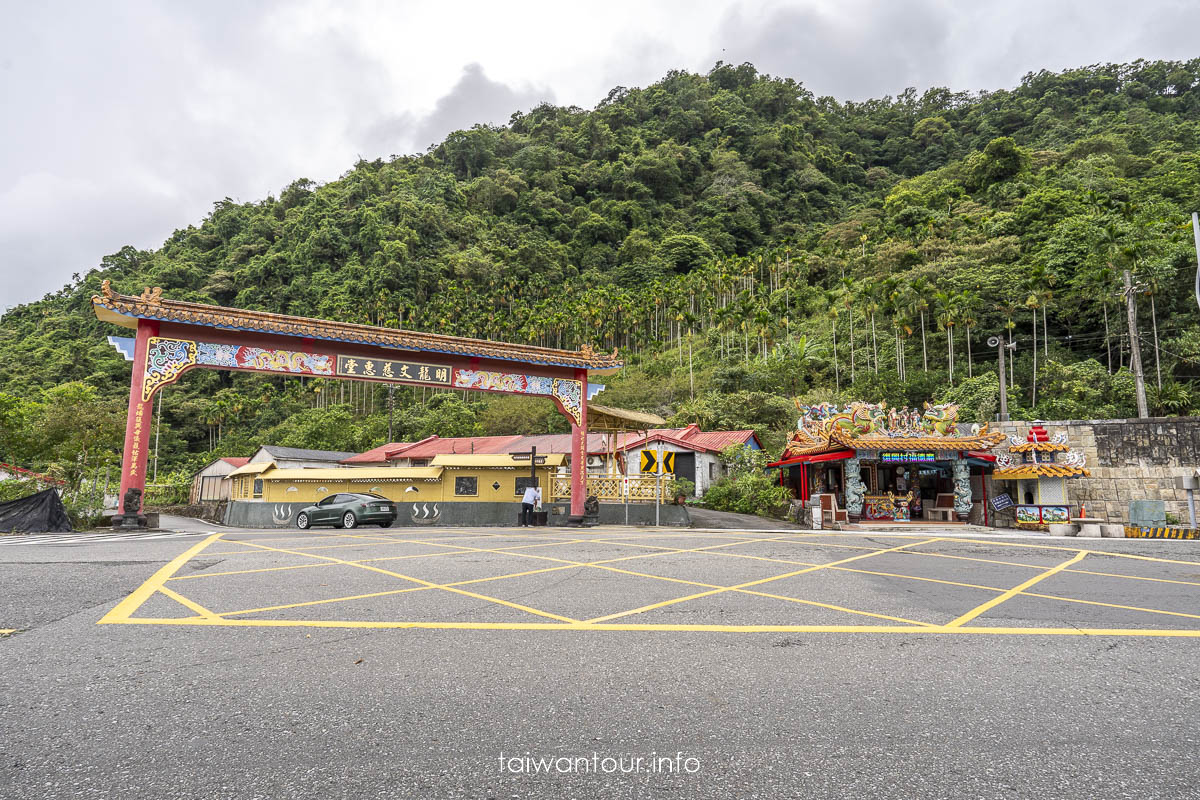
xmin=550 ymin=474 xmax=674 ymax=503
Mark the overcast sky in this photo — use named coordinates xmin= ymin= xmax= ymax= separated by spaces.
xmin=2 ymin=0 xmax=1198 ymax=308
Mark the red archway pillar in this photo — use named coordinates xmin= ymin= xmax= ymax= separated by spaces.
xmin=115 ymin=319 xmax=158 ymax=521
xmin=569 ymin=368 xmax=588 ymax=519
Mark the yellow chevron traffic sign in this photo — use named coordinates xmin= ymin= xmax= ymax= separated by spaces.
xmin=640 ymin=450 xmax=674 ymax=474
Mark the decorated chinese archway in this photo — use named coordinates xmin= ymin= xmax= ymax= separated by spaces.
xmin=92 ymin=282 xmax=620 ymax=525
xmin=768 ymin=401 xmax=1006 ymax=522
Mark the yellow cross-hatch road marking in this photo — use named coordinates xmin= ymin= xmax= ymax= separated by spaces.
xmin=946 ymin=551 xmax=1087 ymax=627
xmin=99 ymin=531 xmax=226 ymax=625
xmin=95 ymin=529 xmax=1200 ymax=637
xmin=231 ymin=538 xmax=581 ymax=623
xmin=584 ymin=537 xmax=944 ymax=624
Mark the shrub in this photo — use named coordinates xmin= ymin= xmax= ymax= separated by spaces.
xmin=700 ymin=445 xmax=790 ymax=517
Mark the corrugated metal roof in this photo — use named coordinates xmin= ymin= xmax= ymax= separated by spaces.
xmin=431 ymin=453 xmax=567 ymax=468
xmin=618 ymin=427 xmax=760 ymax=453
xmin=228 ymin=461 xmax=277 ymax=477
xmin=507 ymin=433 xmax=612 ymax=454
xmin=263 ymin=467 xmax=445 ymax=481
xmin=260 ymin=445 xmax=358 ymax=461
xmin=387 ymin=435 xmax=525 ymax=459
xmin=341 ymin=442 xmax=413 ymax=464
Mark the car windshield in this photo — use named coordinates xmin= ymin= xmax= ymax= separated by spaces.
xmin=355 ymin=493 xmax=386 ymax=500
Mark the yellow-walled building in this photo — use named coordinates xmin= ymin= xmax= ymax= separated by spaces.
xmin=231 ymin=453 xmax=565 ymax=504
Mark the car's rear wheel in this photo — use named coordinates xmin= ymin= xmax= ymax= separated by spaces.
xmin=342 ymin=511 xmax=358 ymax=529
xmin=296 ymin=512 xmax=310 ymax=530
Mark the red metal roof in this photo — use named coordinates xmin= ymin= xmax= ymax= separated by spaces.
xmin=342 ymin=428 xmax=760 ymax=464
xmin=617 ymin=427 xmax=761 ymax=453
xmin=507 ymin=433 xmax=613 ymax=455
xmin=383 ymin=435 xmax=525 ymax=460
xmin=220 ymin=457 xmax=250 ymax=468
xmin=341 ymin=443 xmax=412 ymax=464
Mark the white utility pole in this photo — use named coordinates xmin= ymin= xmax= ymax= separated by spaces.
xmin=1123 ymin=269 xmax=1149 ymax=418
xmin=1191 ymin=212 xmax=1200 ymax=313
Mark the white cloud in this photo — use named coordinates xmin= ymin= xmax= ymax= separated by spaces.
xmin=1 ymin=0 xmax=1197 ymax=307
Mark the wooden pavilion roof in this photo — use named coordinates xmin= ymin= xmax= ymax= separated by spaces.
xmin=586 ymin=404 xmax=667 ymax=432
xmin=92 ymin=282 xmax=622 ymax=374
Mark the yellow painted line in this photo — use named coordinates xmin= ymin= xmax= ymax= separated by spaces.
xmin=221 ymin=563 xmax=585 ymax=616
xmin=0 ymin=629 xmax=16 ymax=635
xmin=1023 ymin=591 xmax=1200 ymax=622
xmin=1067 ymin=568 xmax=1200 ymax=589
xmin=428 ymin=535 xmax=932 ymax=626
xmin=585 ymin=538 xmax=943 ymax=624
xmin=98 ymin=531 xmax=225 ymax=624
xmin=98 ymin=616 xmax=1200 ymax=636
xmin=170 ymin=560 xmax=343 ymax=581
xmin=217 ymin=538 xmax=796 ymax=615
xmin=170 ymin=536 xmax=588 ymax=581
xmin=946 ymin=552 xmax=1087 ymax=628
xmin=233 ymin=539 xmax=580 ymax=624
xmin=816 ymin=530 xmax=1200 ymax=567
xmin=156 ymin=585 xmax=222 ymax=621
xmin=652 ymin=546 xmax=1200 ymax=621
xmin=583 ymin=563 xmax=932 ymax=627
xmin=217 ymin=535 xmax=898 ymax=621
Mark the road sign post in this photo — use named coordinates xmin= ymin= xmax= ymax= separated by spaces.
xmin=656 ymin=444 xmax=663 ymax=527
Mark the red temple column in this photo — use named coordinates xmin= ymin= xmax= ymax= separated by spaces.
xmin=569 ymin=368 xmax=588 ymax=519
xmin=115 ymin=319 xmax=158 ymax=523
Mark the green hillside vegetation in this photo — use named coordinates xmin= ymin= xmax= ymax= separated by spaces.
xmin=4 ymin=59 xmax=1200 ymax=494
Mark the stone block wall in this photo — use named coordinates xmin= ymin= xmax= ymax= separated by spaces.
xmin=987 ymin=417 xmax=1200 ymax=525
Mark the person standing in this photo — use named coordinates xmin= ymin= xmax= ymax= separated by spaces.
xmin=520 ymin=481 xmax=541 ymax=527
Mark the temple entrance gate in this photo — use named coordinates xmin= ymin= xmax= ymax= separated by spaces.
xmin=92 ymin=283 xmax=620 ymax=524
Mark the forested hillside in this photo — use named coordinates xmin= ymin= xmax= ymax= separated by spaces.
xmin=4 ymin=59 xmax=1200 ymax=490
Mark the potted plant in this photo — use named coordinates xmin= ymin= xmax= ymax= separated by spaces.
xmin=670 ymin=477 xmax=696 ymax=505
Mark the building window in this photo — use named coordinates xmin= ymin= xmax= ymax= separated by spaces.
xmin=253 ymin=478 xmax=263 ymax=498
xmin=515 ymin=476 xmax=538 ymax=496
xmin=454 ymin=476 xmax=478 ymax=496
xmin=709 ymin=463 xmax=717 ymax=481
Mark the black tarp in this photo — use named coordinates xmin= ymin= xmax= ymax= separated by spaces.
xmin=0 ymin=488 xmax=73 ymax=532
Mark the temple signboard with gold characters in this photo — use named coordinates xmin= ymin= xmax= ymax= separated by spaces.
xmin=336 ymin=355 xmax=451 ymax=385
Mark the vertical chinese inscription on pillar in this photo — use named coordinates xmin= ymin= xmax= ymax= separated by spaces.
xmin=129 ymin=400 xmax=146 ymax=479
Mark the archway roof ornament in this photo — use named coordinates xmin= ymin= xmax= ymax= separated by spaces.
xmin=93 ymin=281 xmax=621 ymax=375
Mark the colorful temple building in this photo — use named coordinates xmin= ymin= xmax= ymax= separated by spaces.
xmin=768 ymin=402 xmax=1006 ymax=523
xmin=993 ymin=425 xmax=1090 ymax=526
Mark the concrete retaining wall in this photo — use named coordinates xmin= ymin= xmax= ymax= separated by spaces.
xmin=989 ymin=417 xmax=1200 ymax=526
xmin=224 ymin=500 xmax=690 ymax=529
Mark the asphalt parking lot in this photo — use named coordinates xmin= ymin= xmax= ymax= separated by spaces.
xmin=3 ymin=524 xmax=1200 ymax=798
